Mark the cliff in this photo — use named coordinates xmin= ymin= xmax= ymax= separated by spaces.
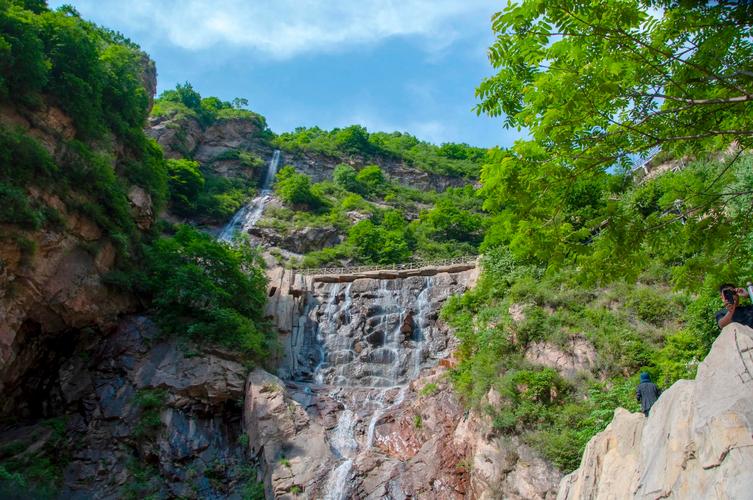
xmin=0 ymin=74 xmax=157 ymax=419
xmin=558 ymin=323 xmax=753 ymax=499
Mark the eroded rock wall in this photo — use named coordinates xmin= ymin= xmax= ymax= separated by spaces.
xmin=0 ymin=316 xmax=256 ymax=499
xmin=250 ymin=263 xmax=562 ymax=499
xmin=558 ymin=323 xmax=753 ymax=499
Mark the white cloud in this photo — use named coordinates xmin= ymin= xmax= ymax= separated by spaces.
xmin=59 ymin=0 xmax=494 ymax=58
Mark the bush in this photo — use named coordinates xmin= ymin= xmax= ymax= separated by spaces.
xmin=274 ymin=166 xmax=325 ymax=209
xmin=355 ymin=165 xmax=386 ymax=197
xmin=143 ymin=226 xmax=270 ymax=359
xmin=348 ymin=219 xmax=412 ymax=264
xmin=333 ymin=164 xmax=364 ymax=194
xmin=626 ymin=286 xmax=674 ymax=325
xmin=166 ymin=158 xmax=205 ymax=215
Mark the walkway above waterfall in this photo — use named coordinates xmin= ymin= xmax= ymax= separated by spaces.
xmin=298 ymin=256 xmax=479 ymax=283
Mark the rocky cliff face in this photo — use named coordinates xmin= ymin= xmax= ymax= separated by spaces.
xmin=147 ymin=112 xmax=471 ymax=196
xmin=281 ymin=149 xmax=472 ymax=193
xmin=0 ymin=316 xmax=255 ymax=498
xmin=148 ymin=113 xmax=272 ymax=183
xmin=0 ymin=87 xmax=156 ymax=417
xmin=558 ymin=323 xmax=753 ymax=499
xmin=247 ymin=264 xmax=562 ymax=499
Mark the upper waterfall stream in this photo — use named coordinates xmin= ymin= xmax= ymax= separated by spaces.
xmin=218 ymin=149 xmax=280 ymax=242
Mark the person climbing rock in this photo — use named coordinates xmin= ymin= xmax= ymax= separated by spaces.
xmin=636 ymin=372 xmax=661 ymax=417
xmin=716 ymin=284 xmax=753 ymax=329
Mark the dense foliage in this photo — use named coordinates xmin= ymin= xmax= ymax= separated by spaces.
xmin=151 ymin=82 xmax=269 ymax=131
xmin=275 ymin=125 xmax=485 ymax=178
xmin=475 ymin=0 xmax=753 ymax=277
xmin=0 ymin=1 xmax=170 ymax=260
xmin=139 ymin=225 xmax=271 ymax=357
xmin=1 ymin=1 xmax=152 ymax=143
xmin=260 ymin=163 xmax=486 ymax=267
xmin=443 ymin=248 xmax=712 ymax=471
xmin=444 ymin=0 xmax=753 ymax=474
xmin=274 ymin=165 xmax=326 ymax=210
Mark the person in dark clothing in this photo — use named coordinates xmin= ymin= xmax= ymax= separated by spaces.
xmin=716 ymin=283 xmax=753 ymax=329
xmin=636 ymin=372 xmax=661 ymax=417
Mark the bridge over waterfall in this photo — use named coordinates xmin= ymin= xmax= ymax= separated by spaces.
xmin=297 ymin=255 xmax=479 ymax=282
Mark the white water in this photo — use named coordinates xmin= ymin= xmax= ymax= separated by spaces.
xmin=218 ymin=149 xmax=281 ymax=242
xmin=317 ymin=277 xmax=436 ymax=498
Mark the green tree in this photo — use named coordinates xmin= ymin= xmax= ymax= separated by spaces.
xmin=420 ymin=198 xmax=483 ymax=244
xmin=348 ymin=217 xmax=412 ymax=264
xmin=143 ymin=226 xmax=269 ymax=357
xmin=274 ymin=165 xmax=323 ymax=209
xmin=332 ymin=164 xmax=363 ymax=194
xmin=476 ymin=1 xmax=753 ymax=279
xmin=355 ymin=165 xmax=386 ymax=197
xmin=333 ymin=125 xmax=371 ymax=154
xmin=166 ymin=159 xmax=204 ymax=215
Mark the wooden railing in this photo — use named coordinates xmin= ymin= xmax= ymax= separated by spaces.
xmin=298 ymin=255 xmax=479 ymax=276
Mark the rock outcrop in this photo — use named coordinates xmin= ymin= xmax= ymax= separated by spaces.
xmin=558 ymin=323 xmax=753 ymax=499
xmin=147 ymin=113 xmax=272 ymax=182
xmin=0 ymin=316 xmax=255 ymax=499
xmin=244 ymin=370 xmax=335 ymax=498
xmin=0 ymin=86 xmax=160 ymax=410
xmin=250 ymin=224 xmax=343 ymax=254
xmin=282 ymin=149 xmax=472 ymax=193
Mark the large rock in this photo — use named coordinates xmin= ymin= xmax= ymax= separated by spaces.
xmin=243 ymin=369 xmax=335 ymax=498
xmin=525 ymin=336 xmax=597 ymax=379
xmin=250 ymin=224 xmax=343 ymax=254
xmin=558 ymin=323 xmax=753 ymax=499
xmin=0 ymin=316 xmax=252 ymax=499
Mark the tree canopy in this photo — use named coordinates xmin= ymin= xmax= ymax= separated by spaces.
xmin=476 ymin=0 xmax=753 ymax=286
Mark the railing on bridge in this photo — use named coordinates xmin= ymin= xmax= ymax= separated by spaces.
xmin=298 ymin=255 xmax=479 ymax=276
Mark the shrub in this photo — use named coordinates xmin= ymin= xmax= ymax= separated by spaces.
xmin=420 ymin=383 xmax=439 ymax=397
xmin=166 ymin=158 xmax=205 ymax=215
xmin=274 ymin=166 xmax=325 ymax=209
xmin=355 ymin=165 xmax=386 ymax=197
xmin=142 ymin=226 xmax=270 ymax=359
xmin=333 ymin=164 xmax=364 ymax=194
xmin=626 ymin=286 xmax=674 ymax=325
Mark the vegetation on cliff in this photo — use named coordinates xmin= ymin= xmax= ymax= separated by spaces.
xmin=258 ymin=163 xmax=486 ymax=266
xmin=445 ymin=0 xmax=753 ymax=473
xmin=275 ymin=125 xmax=485 ymax=178
xmin=1 ymin=3 xmax=272 ymax=492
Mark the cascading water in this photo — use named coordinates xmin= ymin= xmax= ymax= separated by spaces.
xmin=218 ymin=149 xmax=281 ymax=242
xmin=311 ymin=276 xmax=437 ymax=499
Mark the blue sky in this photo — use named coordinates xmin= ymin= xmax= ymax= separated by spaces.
xmin=50 ymin=0 xmax=521 ymax=148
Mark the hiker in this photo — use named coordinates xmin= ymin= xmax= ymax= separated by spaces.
xmin=636 ymin=372 xmax=661 ymax=417
xmin=716 ymin=284 xmax=753 ymax=329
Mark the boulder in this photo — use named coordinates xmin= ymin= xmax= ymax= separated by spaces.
xmin=525 ymin=336 xmax=597 ymax=379
xmin=243 ymin=369 xmax=334 ymax=498
xmin=558 ymin=323 xmax=753 ymax=499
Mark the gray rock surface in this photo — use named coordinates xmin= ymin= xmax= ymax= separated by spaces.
xmin=250 ymin=224 xmax=343 ymax=254
xmin=0 ymin=316 xmax=254 ymax=499
xmin=558 ymin=323 xmax=753 ymax=499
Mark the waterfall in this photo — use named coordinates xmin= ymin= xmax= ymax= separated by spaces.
xmin=312 ymin=276 xmax=438 ymax=498
xmin=218 ymin=149 xmax=281 ymax=242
